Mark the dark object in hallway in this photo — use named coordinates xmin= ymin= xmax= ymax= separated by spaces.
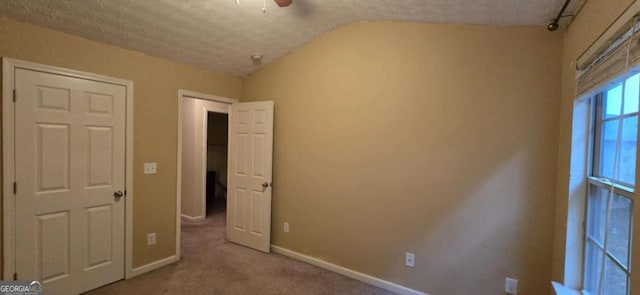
xmin=206 ymin=170 xmax=216 ymax=203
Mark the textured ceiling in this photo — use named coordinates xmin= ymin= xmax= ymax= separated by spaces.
xmin=0 ymin=0 xmax=575 ymax=77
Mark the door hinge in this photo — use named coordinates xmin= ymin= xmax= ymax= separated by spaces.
xmin=13 ymin=182 xmax=16 ymax=195
xmin=13 ymin=273 xmax=17 ymax=280
xmin=12 ymin=89 xmax=16 ymax=102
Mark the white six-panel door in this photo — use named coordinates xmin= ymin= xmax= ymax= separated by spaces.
xmin=14 ymin=68 xmax=126 ymax=294
xmin=227 ymin=101 xmax=274 ymax=252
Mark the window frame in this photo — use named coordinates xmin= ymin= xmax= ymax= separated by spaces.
xmin=591 ymin=89 xmax=640 ymax=189
xmin=582 ymin=84 xmax=636 ymax=294
xmin=583 ymin=183 xmax=633 ymax=292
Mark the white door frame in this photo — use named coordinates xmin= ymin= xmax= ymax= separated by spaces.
xmin=2 ymin=58 xmax=135 ymax=279
xmin=176 ymin=89 xmax=237 ymax=257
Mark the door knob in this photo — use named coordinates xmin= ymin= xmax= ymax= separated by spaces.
xmin=113 ymin=191 xmax=124 ymax=199
xmin=261 ymin=182 xmax=269 ymax=188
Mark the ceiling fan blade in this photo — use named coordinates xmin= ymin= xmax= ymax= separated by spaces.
xmin=274 ymin=0 xmax=293 ymax=7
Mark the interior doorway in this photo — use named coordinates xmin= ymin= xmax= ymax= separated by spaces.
xmin=176 ymin=90 xmax=274 ymax=256
xmin=179 ymin=93 xmax=232 ymax=222
xmin=176 ymin=90 xmax=237 ymax=259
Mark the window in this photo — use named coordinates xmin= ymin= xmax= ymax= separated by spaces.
xmin=593 ymin=75 xmax=639 ymax=186
xmin=583 ymin=73 xmax=638 ymax=295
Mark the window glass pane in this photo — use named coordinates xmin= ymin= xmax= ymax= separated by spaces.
xmin=605 ymin=84 xmax=623 ymax=118
xmin=607 ymin=194 xmax=632 ymax=268
xmin=624 ymin=73 xmax=639 ymax=114
xmin=586 ymin=72 xmax=637 ymax=295
xmin=599 ymin=120 xmax=619 ymax=179
xmin=584 ymin=241 xmax=603 ymax=293
xmin=618 ymin=116 xmax=637 ymax=185
xmin=604 ymin=257 xmax=628 ymax=295
xmin=588 ymin=185 xmax=607 ymax=243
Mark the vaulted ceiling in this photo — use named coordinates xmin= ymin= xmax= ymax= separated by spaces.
xmin=0 ymin=0 xmax=577 ymax=77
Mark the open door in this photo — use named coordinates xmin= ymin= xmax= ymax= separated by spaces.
xmin=227 ymin=101 xmax=274 ymax=252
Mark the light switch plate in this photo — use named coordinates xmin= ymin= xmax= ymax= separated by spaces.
xmin=505 ymin=277 xmax=518 ymax=294
xmin=147 ymin=233 xmax=156 ymax=245
xmin=144 ymin=162 xmax=157 ymax=174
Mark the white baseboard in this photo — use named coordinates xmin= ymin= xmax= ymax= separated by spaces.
xmin=271 ymin=245 xmax=427 ymax=295
xmin=180 ymin=214 xmax=205 ymax=222
xmin=129 ymin=255 xmax=178 ymax=278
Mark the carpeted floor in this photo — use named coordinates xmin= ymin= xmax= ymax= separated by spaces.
xmin=87 ymin=199 xmax=395 ymax=295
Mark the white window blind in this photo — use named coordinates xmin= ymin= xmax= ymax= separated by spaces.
xmin=577 ymin=18 xmax=640 ymax=98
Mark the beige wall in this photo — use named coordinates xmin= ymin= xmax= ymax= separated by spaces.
xmin=242 ymin=22 xmax=563 ymax=294
xmin=0 ymin=16 xmax=241 ymax=268
xmin=180 ymin=97 xmax=229 ymax=219
xmin=552 ymin=0 xmax=640 ymax=292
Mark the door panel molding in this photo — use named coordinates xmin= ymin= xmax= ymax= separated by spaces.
xmin=2 ymin=58 xmax=134 ymax=282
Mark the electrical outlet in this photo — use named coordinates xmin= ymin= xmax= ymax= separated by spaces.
xmin=283 ymin=222 xmax=289 ymax=233
xmin=405 ymin=252 xmax=415 ymax=267
xmin=147 ymin=233 xmax=156 ymax=245
xmin=505 ymin=277 xmax=518 ymax=294
xmin=144 ymin=162 xmax=157 ymax=174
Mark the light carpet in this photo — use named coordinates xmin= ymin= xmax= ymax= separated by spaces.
xmin=87 ymin=201 xmax=395 ymax=295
